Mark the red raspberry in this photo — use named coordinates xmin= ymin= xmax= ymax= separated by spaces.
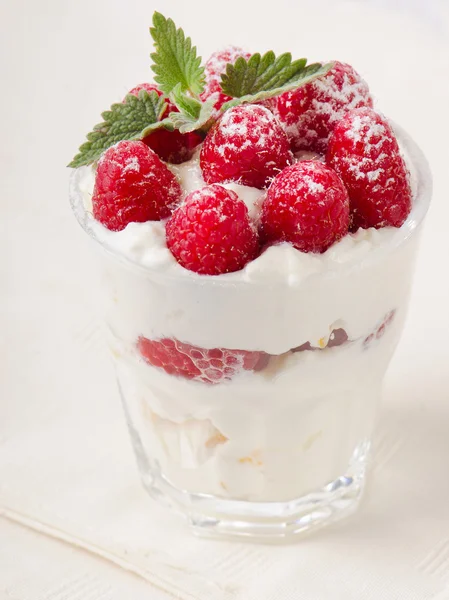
xmin=137 ymin=337 xmax=270 ymax=384
xmin=270 ymin=61 xmax=372 ymax=154
xmin=143 ymin=127 xmax=202 ymax=165
xmin=260 ymin=161 xmax=350 ymax=253
xmin=200 ymin=46 xmax=251 ymax=114
xmin=326 ymin=107 xmax=412 ymax=230
xmin=363 ymin=309 xmax=397 ymax=348
xmin=92 ymin=140 xmax=182 ymax=231
xmin=166 ymin=184 xmax=259 ymax=275
xmin=200 ymin=105 xmax=292 ymax=189
xmin=127 ymin=83 xmax=202 ymax=164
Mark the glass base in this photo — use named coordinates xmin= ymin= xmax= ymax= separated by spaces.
xmin=127 ymin=401 xmax=370 ymax=541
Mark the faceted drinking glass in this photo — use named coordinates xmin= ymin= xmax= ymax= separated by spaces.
xmin=69 ymin=124 xmax=431 ymax=540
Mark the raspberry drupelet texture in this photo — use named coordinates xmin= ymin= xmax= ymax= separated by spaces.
xmin=127 ymin=83 xmax=202 ymax=164
xmin=270 ymin=61 xmax=373 ymax=154
xmin=327 ymin=107 xmax=412 ymax=230
xmin=137 ymin=337 xmax=270 ymax=384
xmin=200 ymin=46 xmax=251 ymax=114
xmin=260 ymin=161 xmax=350 ymax=253
xmin=200 ymin=105 xmax=292 ymax=189
xmin=166 ymin=184 xmax=259 ymax=275
xmin=92 ymin=140 xmax=182 ymax=231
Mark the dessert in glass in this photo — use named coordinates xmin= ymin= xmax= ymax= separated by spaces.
xmin=69 ymin=12 xmax=431 ymax=540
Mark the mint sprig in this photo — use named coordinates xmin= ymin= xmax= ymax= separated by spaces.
xmin=169 ymin=84 xmax=216 ymax=133
xmin=68 ymin=90 xmax=169 ymax=168
xmin=150 ymin=12 xmax=204 ymax=97
xmin=220 ymin=53 xmax=334 ymax=110
xmin=69 ymin=11 xmax=335 ymax=168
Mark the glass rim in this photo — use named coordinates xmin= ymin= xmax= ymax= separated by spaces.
xmin=69 ymin=121 xmax=432 ymax=285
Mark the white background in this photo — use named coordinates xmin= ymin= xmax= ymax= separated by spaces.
xmin=1 ymin=0 xmax=449 ymax=598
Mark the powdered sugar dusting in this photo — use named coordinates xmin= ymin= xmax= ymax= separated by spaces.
xmin=123 ymin=155 xmax=141 ymax=173
xmin=91 ymin=139 xmax=183 ymax=231
xmin=273 ymin=61 xmax=373 ymax=154
xmin=328 ymin=107 xmax=412 ymax=229
xmin=335 ymin=112 xmax=393 ymax=182
xmin=217 ymin=106 xmax=275 ymax=153
xmin=261 ymin=160 xmax=350 ymax=253
xmin=200 ymin=105 xmax=292 ymax=189
xmin=303 ymin=175 xmax=325 ymax=193
xmin=200 ymin=46 xmax=251 ymax=116
xmin=204 ymin=46 xmax=250 ymax=91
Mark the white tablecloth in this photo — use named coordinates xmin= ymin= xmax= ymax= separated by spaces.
xmin=1 ymin=0 xmax=449 ymax=598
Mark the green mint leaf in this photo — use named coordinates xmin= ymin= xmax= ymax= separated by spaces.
xmin=220 ymin=54 xmax=334 ymax=109
xmin=221 ymin=52 xmax=305 ymax=97
xmin=68 ymin=90 xmax=169 ymax=168
xmin=150 ymin=11 xmax=204 ymax=97
xmin=170 ymin=83 xmax=202 ymax=120
xmin=169 ymin=95 xmax=216 ymax=134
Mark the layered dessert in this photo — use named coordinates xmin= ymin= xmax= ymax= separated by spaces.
xmin=69 ymin=12 xmax=430 ymax=533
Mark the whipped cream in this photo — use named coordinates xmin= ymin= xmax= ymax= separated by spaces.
xmin=77 ymin=139 xmax=420 ymax=354
xmin=117 ymin=322 xmax=397 ymax=500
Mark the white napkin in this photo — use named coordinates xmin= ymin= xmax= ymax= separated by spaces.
xmin=0 ymin=517 xmax=174 ymax=600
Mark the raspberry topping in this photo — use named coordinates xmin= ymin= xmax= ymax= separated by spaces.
xmin=143 ymin=127 xmax=202 ymax=165
xmin=260 ymin=161 xmax=350 ymax=253
xmin=92 ymin=140 xmax=182 ymax=231
xmin=166 ymin=184 xmax=259 ymax=275
xmin=137 ymin=337 xmax=270 ymax=384
xmin=127 ymin=83 xmax=202 ymax=164
xmin=200 ymin=105 xmax=292 ymax=189
xmin=326 ymin=107 xmax=412 ymax=230
xmin=200 ymin=46 xmax=251 ymax=113
xmin=271 ymin=61 xmax=373 ymax=154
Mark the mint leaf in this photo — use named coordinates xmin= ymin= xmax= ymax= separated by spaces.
xmin=221 ymin=52 xmax=305 ymax=96
xmin=68 ymin=90 xmax=169 ymax=168
xmin=150 ymin=12 xmax=204 ymax=97
xmin=220 ymin=53 xmax=334 ymax=109
xmin=170 ymin=83 xmax=202 ymax=120
xmin=169 ymin=95 xmax=216 ymax=134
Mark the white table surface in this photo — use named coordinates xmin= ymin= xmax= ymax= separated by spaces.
xmin=1 ymin=0 xmax=449 ymax=598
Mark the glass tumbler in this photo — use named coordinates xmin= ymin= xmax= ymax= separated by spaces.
xmin=69 ymin=124 xmax=431 ymax=540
